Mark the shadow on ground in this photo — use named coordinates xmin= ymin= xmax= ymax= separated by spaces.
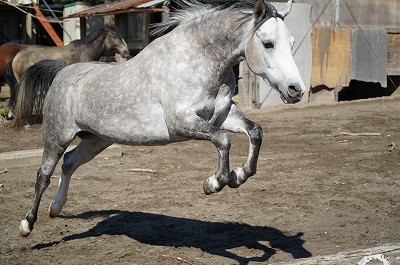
xmin=32 ymin=210 xmax=311 ymax=264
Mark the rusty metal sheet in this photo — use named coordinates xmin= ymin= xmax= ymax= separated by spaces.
xmin=311 ymin=26 xmax=351 ymax=88
xmin=388 ymin=33 xmax=400 ymax=75
xmin=63 ymin=0 xmax=168 ymax=18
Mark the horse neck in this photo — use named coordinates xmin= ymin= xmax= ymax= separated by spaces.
xmin=180 ymin=11 xmax=249 ymax=78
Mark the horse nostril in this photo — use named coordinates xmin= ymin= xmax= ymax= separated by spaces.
xmin=288 ymin=85 xmax=301 ymax=98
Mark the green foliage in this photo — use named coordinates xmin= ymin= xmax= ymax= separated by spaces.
xmin=0 ymin=106 xmax=8 ymax=118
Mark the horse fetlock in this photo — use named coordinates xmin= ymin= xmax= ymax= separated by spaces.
xmin=203 ymin=175 xmax=226 ymax=195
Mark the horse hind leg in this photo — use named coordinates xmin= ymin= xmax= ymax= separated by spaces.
xmin=216 ymin=103 xmax=263 ymax=188
xmin=19 ymin=143 xmax=68 ymax=237
xmin=49 ymin=133 xmax=112 ymax=218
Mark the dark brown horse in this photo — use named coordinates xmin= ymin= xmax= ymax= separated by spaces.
xmin=0 ymin=42 xmax=28 ymax=85
xmin=6 ymin=26 xmax=129 ymax=116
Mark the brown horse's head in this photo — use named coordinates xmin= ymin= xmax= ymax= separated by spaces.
xmin=103 ymin=26 xmax=130 ymax=58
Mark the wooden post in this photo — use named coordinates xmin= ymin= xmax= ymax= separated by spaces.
xmin=80 ymin=17 xmax=86 ymax=39
xmin=25 ymin=13 xmax=34 ymax=44
xmin=238 ymin=62 xmax=253 ymax=109
xmin=33 ymin=2 xmax=63 ymax=46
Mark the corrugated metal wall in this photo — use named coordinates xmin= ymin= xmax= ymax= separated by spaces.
xmin=293 ymin=0 xmax=399 ymax=32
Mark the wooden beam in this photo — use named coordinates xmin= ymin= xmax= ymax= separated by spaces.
xmin=33 ymin=2 xmax=63 ymax=46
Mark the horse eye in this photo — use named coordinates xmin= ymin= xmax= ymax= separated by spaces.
xmin=263 ymin=42 xmax=274 ymax=49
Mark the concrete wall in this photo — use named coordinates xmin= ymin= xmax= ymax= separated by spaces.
xmin=63 ymin=2 xmax=88 ymax=44
xmin=63 ymin=3 xmax=114 ymax=44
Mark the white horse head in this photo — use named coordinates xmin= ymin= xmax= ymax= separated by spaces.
xmin=245 ymin=0 xmax=306 ymax=104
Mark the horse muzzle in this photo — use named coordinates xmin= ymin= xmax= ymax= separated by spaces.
xmin=281 ymin=84 xmax=304 ymax=104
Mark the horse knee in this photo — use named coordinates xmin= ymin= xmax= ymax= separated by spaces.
xmin=211 ymin=129 xmax=231 ymax=150
xmin=35 ymin=168 xmax=50 ymax=189
xmin=61 ymin=150 xmax=76 ymax=174
xmin=248 ymin=123 xmax=263 ymax=146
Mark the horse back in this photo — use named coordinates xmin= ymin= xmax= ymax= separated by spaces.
xmin=0 ymin=43 xmax=28 ymax=82
xmin=11 ymin=45 xmax=66 ymax=82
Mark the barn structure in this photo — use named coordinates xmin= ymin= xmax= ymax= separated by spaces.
xmin=2 ymin=0 xmax=400 ymax=108
xmin=62 ymin=0 xmax=169 ymax=56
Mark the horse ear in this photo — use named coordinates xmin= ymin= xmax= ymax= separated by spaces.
xmin=278 ymin=0 xmax=293 ymax=18
xmin=104 ymin=25 xmax=114 ymax=32
xmin=253 ymin=0 xmax=266 ymax=24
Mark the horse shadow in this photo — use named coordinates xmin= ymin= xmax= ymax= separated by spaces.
xmin=33 ymin=210 xmax=311 ymax=264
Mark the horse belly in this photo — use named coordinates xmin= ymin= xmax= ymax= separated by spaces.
xmin=80 ymin=102 xmax=183 ymax=146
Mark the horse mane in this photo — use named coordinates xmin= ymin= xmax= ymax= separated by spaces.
xmin=69 ymin=25 xmax=117 ymax=46
xmin=151 ymin=0 xmax=280 ymax=36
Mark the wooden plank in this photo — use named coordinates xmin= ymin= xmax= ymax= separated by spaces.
xmin=0 ymin=144 xmax=122 ymax=169
xmin=270 ymin=243 xmax=400 ymax=265
xmin=33 ymin=2 xmax=63 ymax=46
xmin=388 ymin=33 xmax=400 ymax=75
xmin=238 ymin=62 xmax=253 ymax=109
xmin=311 ymin=26 xmax=351 ymax=88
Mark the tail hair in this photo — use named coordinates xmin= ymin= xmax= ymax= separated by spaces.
xmin=11 ymin=59 xmax=69 ymax=129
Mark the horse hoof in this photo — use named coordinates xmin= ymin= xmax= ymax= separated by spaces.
xmin=19 ymin=220 xmax=31 ymax=237
xmin=203 ymin=175 xmax=221 ymax=195
xmin=228 ymin=168 xmax=245 ymax=188
xmin=48 ymin=203 xmax=60 ymax=218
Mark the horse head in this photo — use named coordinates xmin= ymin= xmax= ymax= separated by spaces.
xmin=244 ymin=0 xmax=306 ymax=104
xmin=103 ymin=26 xmax=130 ymax=58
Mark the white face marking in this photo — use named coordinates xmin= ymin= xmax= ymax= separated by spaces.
xmin=246 ymin=17 xmax=306 ymax=103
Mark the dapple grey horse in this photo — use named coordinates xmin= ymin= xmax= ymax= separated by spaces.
xmin=18 ymin=0 xmax=306 ymax=237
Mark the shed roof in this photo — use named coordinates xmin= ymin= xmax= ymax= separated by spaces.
xmin=63 ymin=0 xmax=168 ymax=18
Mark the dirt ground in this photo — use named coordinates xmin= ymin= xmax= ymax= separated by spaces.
xmin=0 ymin=96 xmax=399 ymax=265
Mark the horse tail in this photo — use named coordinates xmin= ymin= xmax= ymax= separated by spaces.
xmin=11 ymin=59 xmax=69 ymax=129
xmin=4 ymin=59 xmax=18 ymax=107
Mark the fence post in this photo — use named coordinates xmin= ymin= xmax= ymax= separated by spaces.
xmin=238 ymin=62 xmax=253 ymax=109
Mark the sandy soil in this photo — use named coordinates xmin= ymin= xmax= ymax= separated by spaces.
xmin=1 ymin=96 xmax=399 ymax=264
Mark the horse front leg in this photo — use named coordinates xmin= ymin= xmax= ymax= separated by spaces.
xmin=202 ymin=128 xmax=231 ymax=194
xmin=216 ymin=102 xmax=263 ymax=188
xmin=170 ymin=115 xmax=231 ymax=195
